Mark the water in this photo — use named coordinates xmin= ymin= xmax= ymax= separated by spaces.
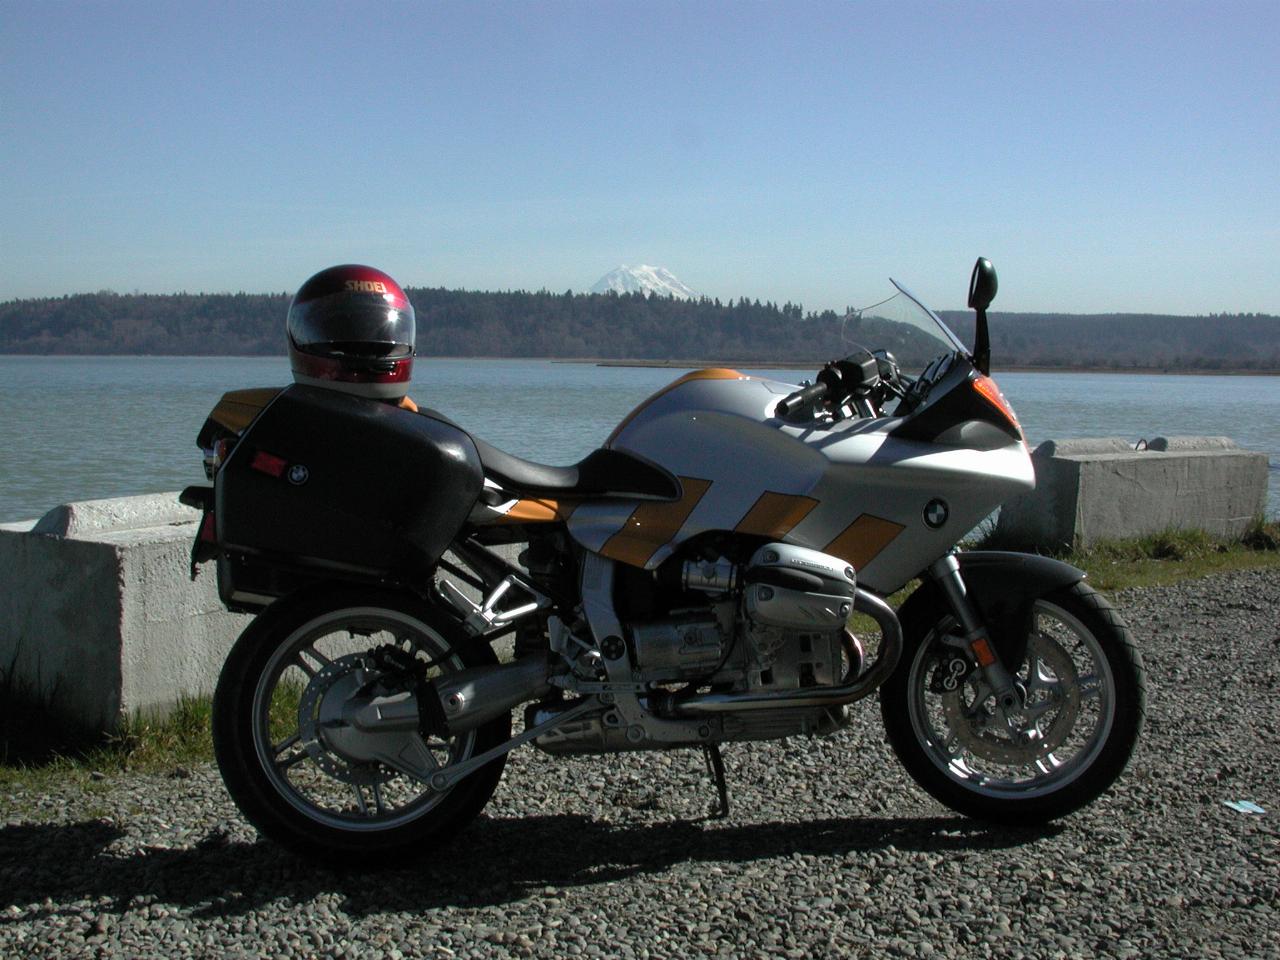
xmin=1 ymin=356 xmax=1276 ymax=523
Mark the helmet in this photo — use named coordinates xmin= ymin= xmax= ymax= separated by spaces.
xmin=286 ymin=264 xmax=416 ymax=399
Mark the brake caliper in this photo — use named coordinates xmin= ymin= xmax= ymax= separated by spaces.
xmin=929 ymin=643 xmax=976 ymax=694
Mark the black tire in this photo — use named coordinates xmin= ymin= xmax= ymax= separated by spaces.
xmin=212 ymin=585 xmax=509 ymax=863
xmin=880 ymin=580 xmax=1145 ymax=825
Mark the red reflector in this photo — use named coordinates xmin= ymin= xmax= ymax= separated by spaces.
xmin=970 ymin=636 xmax=997 ymax=668
xmin=199 ymin=512 xmax=217 ymax=543
xmin=250 ymin=450 xmax=288 ymax=478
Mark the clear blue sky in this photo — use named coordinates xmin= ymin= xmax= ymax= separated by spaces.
xmin=2 ymin=1 xmax=1276 ymax=314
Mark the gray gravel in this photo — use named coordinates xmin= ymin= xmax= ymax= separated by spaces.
xmin=3 ymin=568 xmax=1279 ymax=959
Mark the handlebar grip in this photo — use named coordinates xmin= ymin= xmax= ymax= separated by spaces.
xmin=776 ymin=380 xmax=828 ymax=417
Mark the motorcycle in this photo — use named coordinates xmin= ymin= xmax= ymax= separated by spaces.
xmin=181 ymin=258 xmax=1144 ymax=861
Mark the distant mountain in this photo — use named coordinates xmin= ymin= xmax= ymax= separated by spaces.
xmin=591 ymin=265 xmax=699 ymax=300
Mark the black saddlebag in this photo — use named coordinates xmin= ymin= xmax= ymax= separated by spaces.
xmin=215 ymin=384 xmax=482 ymax=604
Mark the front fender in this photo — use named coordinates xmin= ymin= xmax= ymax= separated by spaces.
xmin=958 ymin=551 xmax=1085 ymax=668
xmin=904 ymin=551 xmax=1085 ymax=670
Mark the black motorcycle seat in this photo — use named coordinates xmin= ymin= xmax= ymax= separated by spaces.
xmin=416 ymin=405 xmax=680 ymax=501
xmin=471 ymin=436 xmax=680 ymax=501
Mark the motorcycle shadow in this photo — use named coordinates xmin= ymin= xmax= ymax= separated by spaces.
xmin=0 ymin=813 xmax=1060 ymax=917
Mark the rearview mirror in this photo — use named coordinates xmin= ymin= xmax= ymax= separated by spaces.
xmin=968 ymin=257 xmax=998 ymax=311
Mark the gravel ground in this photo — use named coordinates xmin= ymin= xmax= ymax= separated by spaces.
xmin=3 ymin=568 xmax=1278 ymax=960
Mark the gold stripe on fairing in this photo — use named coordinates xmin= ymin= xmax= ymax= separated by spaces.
xmin=824 ymin=514 xmax=906 ymax=572
xmin=734 ymin=492 xmax=819 ymax=538
xmin=492 ymin=498 xmax=578 ymax=524
xmin=600 ymin=477 xmax=712 ymax=568
xmin=211 ymin=387 xmax=284 ymax=433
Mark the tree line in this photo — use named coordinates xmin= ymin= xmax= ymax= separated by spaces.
xmin=1 ymin=288 xmax=1276 ymax=370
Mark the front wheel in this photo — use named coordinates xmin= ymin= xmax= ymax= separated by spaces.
xmin=212 ymin=586 xmax=510 ymax=863
xmin=881 ymin=580 xmax=1145 ymax=825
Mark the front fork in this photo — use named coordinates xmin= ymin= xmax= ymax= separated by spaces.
xmin=927 ymin=553 xmax=1021 ymax=712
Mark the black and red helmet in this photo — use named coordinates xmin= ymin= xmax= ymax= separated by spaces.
xmin=286 ymin=264 xmax=416 ymax=399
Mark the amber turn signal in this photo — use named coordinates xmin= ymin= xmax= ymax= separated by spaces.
xmin=972 ymin=375 xmax=1022 ymax=435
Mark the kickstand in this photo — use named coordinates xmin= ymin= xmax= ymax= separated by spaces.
xmin=702 ymin=744 xmax=730 ymax=819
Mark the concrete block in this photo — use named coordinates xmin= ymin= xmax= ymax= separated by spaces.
xmin=0 ymin=493 xmax=251 ymax=735
xmin=0 ymin=493 xmax=534 ymax=735
xmin=995 ymin=436 xmax=1269 ymax=551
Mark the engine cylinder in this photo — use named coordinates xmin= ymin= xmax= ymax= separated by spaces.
xmin=742 ymin=543 xmax=856 ymax=631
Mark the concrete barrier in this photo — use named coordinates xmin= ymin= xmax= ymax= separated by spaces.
xmin=995 ymin=436 xmax=1270 ymax=551
xmin=0 ymin=493 xmax=527 ymax=736
xmin=0 ymin=494 xmax=252 ymax=736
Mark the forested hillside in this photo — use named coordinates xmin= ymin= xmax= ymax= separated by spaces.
xmin=1 ymin=288 xmax=1277 ymax=370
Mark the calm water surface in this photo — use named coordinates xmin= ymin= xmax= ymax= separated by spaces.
xmin=1 ymin=356 xmax=1276 ymax=523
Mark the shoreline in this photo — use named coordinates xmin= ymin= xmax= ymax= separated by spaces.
xmin=1 ymin=354 xmax=1277 ymax=376
xmin=574 ymin=359 xmax=1280 ymax=376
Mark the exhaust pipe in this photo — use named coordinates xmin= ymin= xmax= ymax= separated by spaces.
xmin=659 ymin=588 xmax=902 ymax=716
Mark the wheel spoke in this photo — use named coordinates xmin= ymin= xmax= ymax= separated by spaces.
xmin=1035 ymin=753 xmax=1064 ymax=776
xmin=1023 ymin=655 xmax=1054 ymax=693
xmin=277 ymin=749 xmax=309 ymax=771
xmin=1077 ymin=674 xmax=1102 ymax=701
xmin=296 ymin=644 xmax=333 ymax=676
xmin=372 ymin=781 xmax=387 ymax=815
xmin=273 ymin=732 xmax=301 ymax=757
xmin=352 ymin=783 xmax=369 ymax=816
xmin=1021 ymin=696 xmax=1058 ymax=721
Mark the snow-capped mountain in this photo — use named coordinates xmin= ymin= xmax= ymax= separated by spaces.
xmin=590 ymin=265 xmax=699 ymax=300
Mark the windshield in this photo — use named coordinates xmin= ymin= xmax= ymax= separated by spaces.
xmin=841 ymin=280 xmax=968 ymax=368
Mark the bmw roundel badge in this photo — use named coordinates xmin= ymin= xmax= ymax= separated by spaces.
xmin=924 ymin=498 xmax=949 ymax=529
xmin=288 ymin=464 xmax=310 ymax=486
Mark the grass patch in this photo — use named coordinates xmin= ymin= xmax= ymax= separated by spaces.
xmin=0 ymin=694 xmax=215 ymax=794
xmin=972 ymin=518 xmax=1280 ymax=592
xmin=105 ymin=696 xmax=216 ymax=771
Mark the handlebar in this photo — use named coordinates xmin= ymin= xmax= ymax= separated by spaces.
xmin=775 ymin=380 xmax=829 ymax=418
xmin=776 ymin=353 xmax=889 ymax=421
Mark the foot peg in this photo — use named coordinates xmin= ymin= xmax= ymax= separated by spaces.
xmin=437 ymin=575 xmax=548 ymax=636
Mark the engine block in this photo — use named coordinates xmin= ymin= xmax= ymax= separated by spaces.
xmin=736 ymin=622 xmax=844 ymax=691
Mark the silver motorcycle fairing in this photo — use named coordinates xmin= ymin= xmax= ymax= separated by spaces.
xmin=566 ymin=368 xmax=1034 ymax=595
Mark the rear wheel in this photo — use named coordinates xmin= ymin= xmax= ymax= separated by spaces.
xmin=212 ymin=586 xmax=509 ymax=863
xmin=880 ymin=580 xmax=1145 ymax=824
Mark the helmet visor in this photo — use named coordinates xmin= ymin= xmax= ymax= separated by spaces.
xmin=289 ymin=292 xmax=415 ymax=357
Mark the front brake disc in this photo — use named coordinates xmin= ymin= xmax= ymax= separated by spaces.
xmin=940 ymin=634 xmax=1081 ymax=765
